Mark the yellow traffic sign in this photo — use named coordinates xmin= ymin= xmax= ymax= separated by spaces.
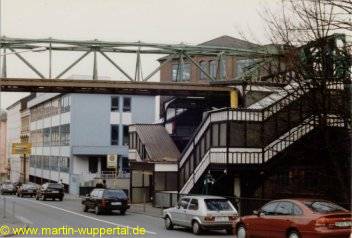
xmin=11 ymin=143 xmax=32 ymax=155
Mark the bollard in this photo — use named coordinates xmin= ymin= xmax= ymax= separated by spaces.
xmin=2 ymin=197 xmax=6 ymax=219
xmin=12 ymin=201 xmax=15 ymax=222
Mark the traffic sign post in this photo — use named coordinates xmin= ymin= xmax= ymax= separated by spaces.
xmin=12 ymin=143 xmax=32 ymax=183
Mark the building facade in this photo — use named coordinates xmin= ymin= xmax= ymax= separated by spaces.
xmin=6 ymin=102 xmax=22 ymax=183
xmin=0 ymin=110 xmax=7 ymax=182
xmin=28 ymin=93 xmax=155 ymax=194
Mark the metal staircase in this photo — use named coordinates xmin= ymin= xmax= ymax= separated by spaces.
xmin=178 ymin=82 xmax=346 ymax=194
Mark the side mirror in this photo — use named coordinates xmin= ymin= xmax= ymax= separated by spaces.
xmin=253 ymin=210 xmax=260 ymax=216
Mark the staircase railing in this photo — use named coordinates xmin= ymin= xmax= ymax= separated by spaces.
xmin=180 ymin=114 xmax=345 ymax=193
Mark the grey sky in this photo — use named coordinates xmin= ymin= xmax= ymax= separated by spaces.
xmin=0 ymin=0 xmax=280 ymax=109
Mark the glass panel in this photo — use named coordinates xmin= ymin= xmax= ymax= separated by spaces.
xmin=111 ymin=97 xmax=119 ymax=112
xmin=123 ymin=97 xmax=131 ymax=112
xmin=219 ymin=123 xmax=227 ymax=146
xmin=111 ymin=125 xmax=119 ymax=145
xmin=199 ymin=61 xmax=208 ymax=80
xmin=212 ymin=124 xmax=219 ymax=147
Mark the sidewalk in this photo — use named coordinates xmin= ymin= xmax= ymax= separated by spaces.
xmin=0 ymin=205 xmax=27 ymax=237
xmin=129 ymin=203 xmax=163 ymax=218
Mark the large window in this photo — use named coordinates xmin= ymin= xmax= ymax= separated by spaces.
xmin=111 ymin=96 xmax=119 ymax=112
xmin=123 ymin=97 xmax=131 ymax=112
xmin=60 ymin=124 xmax=70 ymax=146
xmin=111 ymin=125 xmax=119 ymax=145
xmin=172 ymin=63 xmax=191 ymax=81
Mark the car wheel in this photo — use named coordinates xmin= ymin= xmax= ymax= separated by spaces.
xmin=42 ymin=195 xmax=46 ymax=201
xmin=83 ymin=205 xmax=88 ymax=212
xmin=164 ymin=216 xmax=173 ymax=230
xmin=95 ymin=206 xmax=101 ymax=215
xmin=192 ymin=221 xmax=202 ymax=235
xmin=288 ymin=230 xmax=300 ymax=238
xmin=237 ymin=225 xmax=247 ymax=238
xmin=120 ymin=209 xmax=126 ymax=215
xmin=59 ymin=197 xmax=63 ymax=201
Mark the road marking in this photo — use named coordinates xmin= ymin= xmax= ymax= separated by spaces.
xmin=3 ymin=196 xmax=157 ymax=235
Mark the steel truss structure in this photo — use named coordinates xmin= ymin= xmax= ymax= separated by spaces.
xmin=0 ymin=36 xmax=276 ymax=82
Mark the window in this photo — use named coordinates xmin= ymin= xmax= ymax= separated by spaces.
xmin=123 ymin=125 xmax=129 ymax=146
xmin=199 ymin=61 xmax=208 ymax=80
xmin=205 ymin=199 xmax=234 ymax=211
xmin=189 ymin=199 xmax=199 ymax=210
xmin=43 ymin=128 xmax=51 ymax=146
xmin=304 ymin=201 xmax=346 ymax=214
xmin=236 ymin=59 xmax=256 ymax=77
xmin=179 ymin=198 xmax=190 ymax=209
xmin=209 ymin=60 xmax=217 ymax=78
xmin=49 ymin=157 xmax=58 ymax=171
xmin=43 ymin=156 xmax=49 ymax=170
xmin=219 ymin=123 xmax=227 ymax=146
xmin=60 ymin=157 xmax=70 ymax=173
xmin=219 ymin=59 xmax=226 ymax=79
xmin=111 ymin=97 xmax=119 ymax=112
xmin=276 ymin=202 xmax=293 ymax=215
xmin=60 ymin=95 xmax=71 ymax=113
xmin=261 ymin=202 xmax=279 ymax=215
xmin=293 ymin=204 xmax=303 ymax=215
xmin=51 ymin=126 xmax=60 ymax=146
xmin=172 ymin=63 xmax=191 ymax=81
xmin=212 ymin=124 xmax=219 ymax=147
xmin=111 ymin=125 xmax=119 ymax=145
xmin=89 ymin=158 xmax=98 ymax=173
xmin=123 ymin=97 xmax=131 ymax=112
xmin=60 ymin=124 xmax=70 ymax=146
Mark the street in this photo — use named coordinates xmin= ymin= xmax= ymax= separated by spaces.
xmin=0 ymin=195 xmax=232 ymax=237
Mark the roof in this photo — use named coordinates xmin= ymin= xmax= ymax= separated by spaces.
xmin=158 ymin=35 xmax=258 ymax=62
xmin=198 ymin=35 xmax=258 ymax=49
xmin=133 ymin=124 xmax=180 ymax=162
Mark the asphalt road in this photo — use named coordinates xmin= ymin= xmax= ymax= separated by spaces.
xmin=0 ymin=195 xmax=232 ymax=238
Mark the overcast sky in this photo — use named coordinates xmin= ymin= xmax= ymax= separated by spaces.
xmin=0 ymin=0 xmax=280 ymax=109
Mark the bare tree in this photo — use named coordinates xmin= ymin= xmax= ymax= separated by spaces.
xmin=247 ymin=0 xmax=351 ymax=203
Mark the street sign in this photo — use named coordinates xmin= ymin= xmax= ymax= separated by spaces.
xmin=107 ymin=154 xmax=118 ymax=168
xmin=11 ymin=143 xmax=31 ymax=155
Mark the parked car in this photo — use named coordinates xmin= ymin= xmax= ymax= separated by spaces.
xmin=81 ymin=188 xmax=130 ymax=215
xmin=35 ymin=183 xmax=64 ymax=201
xmin=0 ymin=183 xmax=16 ymax=195
xmin=234 ymin=199 xmax=352 ymax=238
xmin=163 ymin=195 xmax=238 ymax=235
xmin=17 ymin=183 xmax=38 ymax=197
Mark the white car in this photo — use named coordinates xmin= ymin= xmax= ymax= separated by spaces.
xmin=163 ymin=195 xmax=238 ymax=235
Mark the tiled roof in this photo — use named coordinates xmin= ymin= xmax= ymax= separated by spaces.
xmin=198 ymin=35 xmax=258 ymax=49
xmin=134 ymin=124 xmax=180 ymax=162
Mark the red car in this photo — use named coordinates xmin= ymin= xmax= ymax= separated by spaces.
xmin=234 ymin=199 xmax=351 ymax=238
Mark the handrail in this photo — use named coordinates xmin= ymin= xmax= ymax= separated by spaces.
xmin=179 ymin=83 xmax=309 ymax=167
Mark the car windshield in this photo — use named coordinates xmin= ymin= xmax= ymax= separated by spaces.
xmin=305 ymin=201 xmax=347 ymax=214
xmin=205 ymin=199 xmax=234 ymax=211
xmin=23 ymin=184 xmax=36 ymax=189
xmin=48 ymin=184 xmax=63 ymax=189
xmin=3 ymin=184 xmax=14 ymax=189
xmin=103 ymin=190 xmax=127 ymax=199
